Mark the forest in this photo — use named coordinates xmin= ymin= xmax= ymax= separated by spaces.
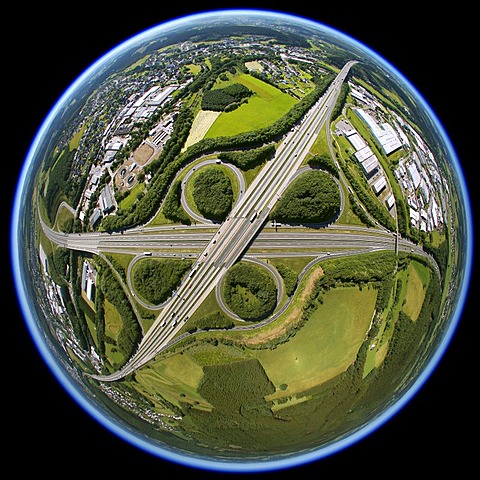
xmin=201 ymin=83 xmax=253 ymax=112
xmin=192 ymin=167 xmax=233 ymax=221
xmin=222 ymin=262 xmax=277 ymax=321
xmin=132 ymin=258 xmax=193 ymax=305
xmin=162 ymin=179 xmax=191 ymax=224
xmin=270 ymin=170 xmax=340 ymax=223
xmin=219 ymin=144 xmax=276 ymax=170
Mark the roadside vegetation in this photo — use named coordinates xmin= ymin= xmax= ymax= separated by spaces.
xmin=162 ymin=179 xmax=191 ymax=224
xmin=218 ymin=144 xmax=276 ymax=170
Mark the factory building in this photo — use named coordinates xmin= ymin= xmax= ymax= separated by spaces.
xmin=361 ymin=155 xmax=379 ymax=177
xmin=99 ymin=184 xmax=115 ymax=214
xmin=372 ymin=175 xmax=387 ymax=195
xmin=354 ymin=108 xmax=402 ymax=155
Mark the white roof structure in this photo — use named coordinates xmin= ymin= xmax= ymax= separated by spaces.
xmin=147 ymin=85 xmax=177 ymax=106
xmin=386 ymin=193 xmax=395 ymax=209
xmin=372 ymin=175 xmax=387 ymax=194
xmin=354 ymin=108 xmax=402 ymax=155
xmin=106 ymin=141 xmax=123 ymax=151
xmin=361 ymin=156 xmax=379 ymax=175
xmin=39 ymin=244 xmax=48 ymax=275
xmin=99 ymin=185 xmax=115 ymax=213
xmin=355 ymin=145 xmax=374 ymax=162
xmin=347 ymin=132 xmax=366 ymax=151
xmin=410 ymin=207 xmax=420 ymax=225
xmin=133 ymin=85 xmax=161 ymax=108
xmin=407 ymin=162 xmax=421 ymax=189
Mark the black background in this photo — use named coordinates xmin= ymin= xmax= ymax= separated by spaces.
xmin=6 ymin=1 xmax=477 ymax=476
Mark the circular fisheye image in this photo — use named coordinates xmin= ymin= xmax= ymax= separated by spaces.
xmin=11 ymin=8 xmax=473 ymax=473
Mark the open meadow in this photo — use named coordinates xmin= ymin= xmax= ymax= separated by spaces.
xmin=256 ymin=286 xmax=377 ymax=402
xmin=205 ymin=74 xmax=297 ymax=137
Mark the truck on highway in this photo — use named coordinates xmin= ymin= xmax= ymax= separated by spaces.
xmin=249 ymin=211 xmax=258 ymax=223
xmin=143 ymin=251 xmax=152 ymax=256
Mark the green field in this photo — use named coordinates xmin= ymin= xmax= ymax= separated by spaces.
xmin=119 ymin=183 xmax=145 ymax=210
xmin=255 ymin=286 xmax=377 ymax=401
xmin=363 ymin=259 xmax=431 ymax=377
xmin=135 ymin=353 xmax=211 ymax=412
xmin=205 ymin=74 xmax=297 ymax=137
xmin=403 ymin=260 xmax=430 ymax=321
xmin=104 ymin=298 xmax=123 ymax=341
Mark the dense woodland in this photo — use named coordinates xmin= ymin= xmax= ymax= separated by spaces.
xmin=201 ymin=83 xmax=253 ymax=112
xmin=132 ymin=258 xmax=193 ymax=305
xmin=162 ymin=179 xmax=191 ymax=224
xmin=219 ymin=144 xmax=276 ymax=170
xmin=192 ymin=167 xmax=233 ymax=221
xmin=270 ymin=170 xmax=340 ymax=223
xmin=223 ymin=262 xmax=277 ymax=320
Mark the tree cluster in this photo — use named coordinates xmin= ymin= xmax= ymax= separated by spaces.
xmin=43 ymin=148 xmax=75 ymax=223
xmin=275 ymin=262 xmax=298 ymax=297
xmin=270 ymin=170 xmax=340 ymax=224
xmin=202 ymin=83 xmax=253 ymax=112
xmin=223 ymin=262 xmax=277 ymax=321
xmin=348 ymin=192 xmax=375 ymax=227
xmin=132 ymin=258 xmax=192 ymax=305
xmin=219 ymin=144 xmax=275 ymax=170
xmin=99 ymin=265 xmax=142 ymax=362
xmin=192 ymin=167 xmax=233 ymax=221
xmin=162 ymin=179 xmax=191 ymax=224
xmin=307 ymin=153 xmax=339 ymax=178
xmin=185 ymin=311 xmax=235 ymax=333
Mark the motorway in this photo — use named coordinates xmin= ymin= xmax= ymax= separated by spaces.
xmin=42 ymin=223 xmax=414 ymax=257
xmin=39 ymin=60 xmax=434 ymax=381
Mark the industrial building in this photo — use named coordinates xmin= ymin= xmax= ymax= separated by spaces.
xmin=99 ymin=184 xmax=115 ymax=214
xmin=81 ymin=260 xmax=97 ymax=302
xmin=354 ymin=108 xmax=402 ymax=155
xmin=372 ymin=175 xmax=387 ymax=194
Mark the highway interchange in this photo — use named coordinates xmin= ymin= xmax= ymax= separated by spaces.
xmin=40 ymin=61 xmax=435 ymax=381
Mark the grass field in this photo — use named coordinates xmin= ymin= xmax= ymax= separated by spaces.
xmin=183 ymin=110 xmax=221 ymax=150
xmin=363 ymin=259 xmax=431 ymax=378
xmin=135 ymin=352 xmax=211 ymax=411
xmin=69 ymin=123 xmax=87 ymax=151
xmin=119 ymin=182 xmax=144 ymax=210
xmin=256 ymin=285 xmax=377 ymax=402
xmin=205 ymin=74 xmax=296 ymax=138
xmin=104 ymin=298 xmax=123 ymax=341
xmin=403 ymin=260 xmax=430 ymax=321
xmin=54 ymin=203 xmax=74 ymax=231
